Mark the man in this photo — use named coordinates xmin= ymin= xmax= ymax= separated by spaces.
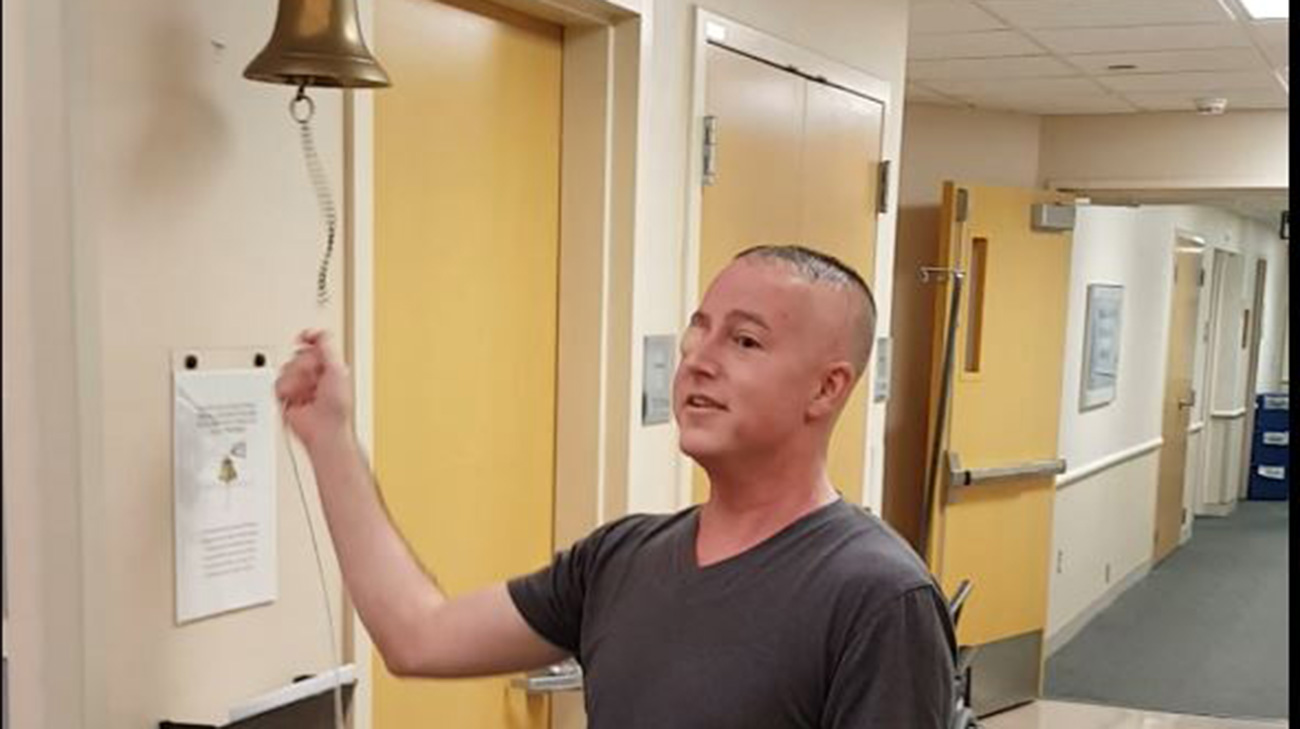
xmin=277 ymin=244 xmax=955 ymax=727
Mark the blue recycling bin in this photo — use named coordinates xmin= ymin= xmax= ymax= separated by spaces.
xmin=1248 ymin=393 xmax=1289 ymax=501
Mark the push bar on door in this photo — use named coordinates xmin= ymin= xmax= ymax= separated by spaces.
xmin=948 ymin=452 xmax=1067 ymax=488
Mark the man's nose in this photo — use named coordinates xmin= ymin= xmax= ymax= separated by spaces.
xmin=679 ymin=334 xmax=720 ymax=379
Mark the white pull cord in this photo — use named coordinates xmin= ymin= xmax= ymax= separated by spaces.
xmin=284 ymin=430 xmax=347 ymax=729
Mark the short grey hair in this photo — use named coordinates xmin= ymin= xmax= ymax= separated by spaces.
xmin=734 ymin=244 xmax=877 ymax=377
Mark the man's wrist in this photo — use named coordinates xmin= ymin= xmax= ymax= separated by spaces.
xmin=302 ymin=423 xmax=359 ymax=458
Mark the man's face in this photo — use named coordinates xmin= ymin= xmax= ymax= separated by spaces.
xmin=673 ymin=259 xmax=853 ymax=463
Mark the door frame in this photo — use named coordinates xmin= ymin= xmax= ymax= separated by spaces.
xmin=344 ymin=1 xmax=645 ymax=726
xmin=680 ymin=8 xmax=895 ymax=509
xmin=1237 ymin=258 xmax=1269 ymax=500
xmin=1192 ymin=246 xmax=1229 ymax=518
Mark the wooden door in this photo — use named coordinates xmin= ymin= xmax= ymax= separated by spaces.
xmin=693 ymin=42 xmax=884 ymax=504
xmin=922 ymin=182 xmax=1073 ymax=716
xmin=1154 ymin=248 xmax=1203 ymax=563
xmin=374 ymin=0 xmax=563 ymax=726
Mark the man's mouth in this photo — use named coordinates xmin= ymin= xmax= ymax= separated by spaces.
xmin=684 ymin=394 xmax=727 ymax=411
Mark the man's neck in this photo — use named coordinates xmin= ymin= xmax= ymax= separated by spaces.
xmin=694 ymin=447 xmax=838 ymax=567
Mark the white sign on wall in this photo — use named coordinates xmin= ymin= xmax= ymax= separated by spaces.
xmin=173 ymin=365 xmax=277 ymax=623
xmin=1080 ymin=284 xmax=1124 ymax=411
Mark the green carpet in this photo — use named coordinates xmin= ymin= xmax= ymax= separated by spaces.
xmin=1044 ymin=501 xmax=1289 ymax=720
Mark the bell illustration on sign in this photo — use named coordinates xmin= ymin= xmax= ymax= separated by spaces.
xmin=219 ymin=455 xmax=239 ymax=485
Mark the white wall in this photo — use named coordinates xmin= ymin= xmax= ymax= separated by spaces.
xmin=1048 ymin=201 xmax=1286 ymax=648
xmin=1056 ymin=206 xmax=1170 ymax=472
xmin=5 ymin=0 xmax=349 ymax=726
xmin=625 ymin=0 xmax=912 ymax=514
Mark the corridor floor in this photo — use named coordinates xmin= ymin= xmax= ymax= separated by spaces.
xmin=1042 ymin=500 xmax=1289 ymax=720
xmin=985 ymin=699 xmax=1288 ymax=728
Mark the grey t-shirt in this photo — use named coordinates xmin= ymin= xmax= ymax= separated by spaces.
xmin=507 ymin=498 xmax=956 ymax=728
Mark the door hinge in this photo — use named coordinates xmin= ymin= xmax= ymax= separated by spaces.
xmin=702 ymin=115 xmax=719 ymax=187
xmin=876 ymin=160 xmax=892 ymax=215
xmin=1198 ymin=267 xmax=1206 ymax=286
xmin=955 ymin=188 xmax=969 ymax=223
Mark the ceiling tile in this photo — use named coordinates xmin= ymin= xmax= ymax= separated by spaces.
xmin=977 ymin=0 xmax=1234 ymax=29
xmin=908 ymin=30 xmax=1043 ymax=59
xmin=1251 ymin=20 xmax=1289 ymax=45
xmin=909 ymin=55 xmax=1076 ymax=80
xmin=1097 ymin=69 xmax=1281 ymax=92
xmin=1068 ymin=49 xmax=1267 ymax=75
xmin=1027 ymin=24 xmax=1253 ymax=54
xmin=1123 ymin=87 xmax=1289 ymax=110
xmin=925 ymin=75 xmax=1103 ymax=96
xmin=953 ymin=94 xmax=1137 ymax=114
xmin=1262 ymin=41 xmax=1288 ymax=67
xmin=910 ymin=1 xmax=1007 ymax=34
xmin=906 ymin=84 xmax=968 ymax=105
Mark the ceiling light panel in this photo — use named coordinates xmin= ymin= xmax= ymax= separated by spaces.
xmin=979 ymin=0 xmax=1233 ymax=29
xmin=1239 ymin=0 xmax=1289 ymax=19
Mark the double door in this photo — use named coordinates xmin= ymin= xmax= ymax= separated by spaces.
xmin=695 ymin=42 xmax=885 ymax=503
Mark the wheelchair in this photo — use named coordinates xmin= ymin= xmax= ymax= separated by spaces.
xmin=948 ymin=579 xmax=981 ymax=729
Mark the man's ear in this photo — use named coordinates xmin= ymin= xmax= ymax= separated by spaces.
xmin=807 ymin=361 xmax=856 ymax=420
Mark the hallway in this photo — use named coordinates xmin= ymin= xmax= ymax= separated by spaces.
xmin=1044 ymin=501 xmax=1290 ymax=720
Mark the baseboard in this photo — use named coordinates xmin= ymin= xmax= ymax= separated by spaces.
xmin=1046 ymin=561 xmax=1152 ymax=657
xmin=1199 ymin=501 xmax=1236 ymax=517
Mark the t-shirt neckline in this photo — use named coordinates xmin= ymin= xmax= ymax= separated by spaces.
xmin=678 ymin=497 xmax=850 ymax=578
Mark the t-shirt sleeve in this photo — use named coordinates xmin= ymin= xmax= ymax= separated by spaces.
xmin=823 ymin=584 xmax=957 ymax=728
xmin=507 ymin=517 xmax=634 ymax=655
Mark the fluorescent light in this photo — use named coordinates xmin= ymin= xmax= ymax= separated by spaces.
xmin=1239 ymin=0 xmax=1288 ymax=19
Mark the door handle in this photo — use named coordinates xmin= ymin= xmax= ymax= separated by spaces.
xmin=511 ymin=658 xmax=583 ymax=694
xmin=948 ymin=451 xmax=1067 ymax=489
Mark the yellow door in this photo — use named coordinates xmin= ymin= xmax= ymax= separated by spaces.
xmin=694 ymin=42 xmax=884 ymax=503
xmin=921 ymin=182 xmax=1073 ymax=715
xmin=1154 ymin=248 xmax=1203 ymax=562
xmin=374 ymin=0 xmax=562 ymax=726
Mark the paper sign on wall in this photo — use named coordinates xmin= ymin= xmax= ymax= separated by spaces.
xmin=173 ymin=366 xmax=277 ymax=623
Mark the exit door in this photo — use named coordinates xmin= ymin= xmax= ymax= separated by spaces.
xmin=694 ymin=41 xmax=885 ymax=504
xmin=373 ymin=0 xmax=563 ymax=726
xmin=921 ymin=182 xmax=1074 ymax=716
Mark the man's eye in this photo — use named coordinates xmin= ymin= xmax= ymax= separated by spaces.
xmin=734 ymin=335 xmax=762 ymax=350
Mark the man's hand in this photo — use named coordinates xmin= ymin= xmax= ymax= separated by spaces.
xmin=272 ymin=328 xmax=568 ymax=679
xmin=276 ymin=329 xmax=353 ymax=451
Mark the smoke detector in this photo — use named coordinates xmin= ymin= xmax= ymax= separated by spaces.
xmin=1194 ymin=97 xmax=1228 ymax=115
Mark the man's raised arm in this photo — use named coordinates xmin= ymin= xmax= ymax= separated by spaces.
xmin=276 ymin=330 xmax=567 ymax=678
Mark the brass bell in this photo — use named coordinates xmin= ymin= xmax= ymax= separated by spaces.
xmin=245 ymin=0 xmax=390 ymax=88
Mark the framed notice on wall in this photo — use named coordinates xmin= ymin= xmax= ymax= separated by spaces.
xmin=1080 ymin=284 xmax=1123 ymax=411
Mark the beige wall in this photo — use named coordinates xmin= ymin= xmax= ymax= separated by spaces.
xmin=625 ymin=0 xmax=912 ymax=514
xmin=1040 ymin=110 xmax=1289 ymax=189
xmin=6 ymin=0 xmax=349 ymax=725
xmin=899 ymin=103 xmax=1043 ymax=205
